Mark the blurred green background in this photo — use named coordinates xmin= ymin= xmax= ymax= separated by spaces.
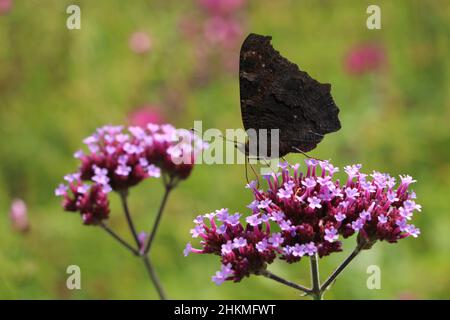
xmin=0 ymin=0 xmax=449 ymax=299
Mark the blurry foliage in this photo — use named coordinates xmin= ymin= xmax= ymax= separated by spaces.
xmin=0 ymin=0 xmax=449 ymax=299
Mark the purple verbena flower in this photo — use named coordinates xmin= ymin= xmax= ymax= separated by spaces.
xmin=221 ymin=241 xmax=234 ymax=255
xmin=55 ymin=184 xmax=68 ymax=196
xmin=308 ymin=196 xmax=322 ymax=209
xmin=233 ymin=237 xmax=247 ymax=248
xmin=186 ymin=160 xmax=422 ymax=286
xmin=335 ymin=212 xmax=346 ymax=222
xmin=225 ymin=213 xmax=241 ymax=226
xmin=212 ymin=264 xmax=234 ymax=286
xmin=351 ymin=218 xmax=365 ymax=231
xmin=304 ymin=242 xmax=317 ymax=256
xmin=268 ymin=233 xmax=284 ymax=247
xmin=57 ymin=123 xmax=206 ymax=225
xmin=246 ymin=214 xmax=262 ymax=227
xmin=183 ymin=242 xmax=192 ymax=257
xmin=302 ymin=177 xmax=317 ymax=189
xmin=256 ymin=239 xmax=268 ymax=253
xmin=292 ymin=244 xmax=306 ymax=257
xmin=324 ymin=227 xmax=339 ymax=243
xmin=258 ymin=199 xmax=272 ymax=209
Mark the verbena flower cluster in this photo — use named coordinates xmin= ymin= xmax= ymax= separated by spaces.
xmin=185 ymin=160 xmax=421 ymax=285
xmin=55 ymin=124 xmax=206 ymax=225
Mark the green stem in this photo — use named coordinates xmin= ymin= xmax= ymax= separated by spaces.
xmin=117 ymin=189 xmax=169 ymax=299
xmin=143 ymin=177 xmax=175 ymax=254
xmin=309 ymin=254 xmax=322 ymax=300
xmin=119 ymin=190 xmax=140 ymax=249
xmin=320 ymin=243 xmax=364 ymax=294
xmin=142 ymin=255 xmax=167 ymax=300
xmin=260 ymin=269 xmax=311 ymax=295
xmin=99 ymin=222 xmax=139 ymax=256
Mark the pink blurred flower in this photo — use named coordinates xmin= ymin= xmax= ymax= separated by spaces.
xmin=398 ymin=292 xmax=418 ymax=300
xmin=203 ymin=16 xmax=242 ymax=48
xmin=199 ymin=0 xmax=246 ymax=16
xmin=138 ymin=231 xmax=147 ymax=252
xmin=10 ymin=198 xmax=29 ymax=233
xmin=129 ymin=31 xmax=153 ymax=54
xmin=179 ymin=16 xmax=201 ymax=40
xmin=344 ymin=43 xmax=386 ymax=76
xmin=128 ymin=106 xmax=164 ymax=128
xmin=180 ymin=0 xmax=246 ymax=83
xmin=0 ymin=0 xmax=12 ymax=15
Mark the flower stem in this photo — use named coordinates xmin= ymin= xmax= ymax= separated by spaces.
xmin=99 ymin=222 xmax=140 ymax=256
xmin=117 ymin=189 xmax=169 ymax=299
xmin=309 ymin=254 xmax=322 ymax=300
xmin=119 ymin=190 xmax=141 ymax=249
xmin=260 ymin=269 xmax=311 ymax=295
xmin=142 ymin=255 xmax=167 ymax=300
xmin=143 ymin=178 xmax=175 ymax=254
xmin=320 ymin=242 xmax=365 ymax=294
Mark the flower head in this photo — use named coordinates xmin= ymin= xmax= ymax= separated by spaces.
xmin=128 ymin=106 xmax=164 ymax=128
xmin=57 ymin=123 xmax=206 ymax=224
xmin=199 ymin=0 xmax=246 ymax=16
xmin=10 ymin=198 xmax=29 ymax=233
xmin=129 ymin=31 xmax=153 ymax=54
xmin=0 ymin=0 xmax=12 ymax=15
xmin=60 ymin=180 xmax=110 ymax=225
xmin=345 ymin=43 xmax=386 ymax=76
xmin=186 ymin=160 xmax=421 ymax=286
xmin=185 ymin=208 xmax=276 ymax=282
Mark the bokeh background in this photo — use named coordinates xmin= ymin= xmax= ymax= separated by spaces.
xmin=0 ymin=0 xmax=449 ymax=299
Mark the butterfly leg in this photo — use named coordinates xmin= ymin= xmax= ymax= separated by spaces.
xmin=262 ymin=157 xmax=273 ymax=169
xmin=245 ymin=155 xmax=260 ymax=189
xmin=309 ymin=130 xmax=324 ymax=138
xmin=291 ymin=146 xmax=313 ymax=158
xmin=248 ymin=155 xmax=273 ymax=169
xmin=249 ymin=155 xmax=281 ymax=181
xmin=291 ymin=147 xmax=323 ymax=161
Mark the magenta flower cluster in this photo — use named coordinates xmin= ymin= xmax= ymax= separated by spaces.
xmin=55 ymin=124 xmax=206 ymax=225
xmin=180 ymin=0 xmax=246 ymax=77
xmin=185 ymin=159 xmax=421 ymax=285
xmin=345 ymin=43 xmax=386 ymax=76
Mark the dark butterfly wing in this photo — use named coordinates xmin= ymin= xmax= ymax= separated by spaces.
xmin=239 ymin=33 xmax=341 ymax=157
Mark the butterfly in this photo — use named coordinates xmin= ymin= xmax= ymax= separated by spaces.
xmin=239 ymin=33 xmax=341 ymax=159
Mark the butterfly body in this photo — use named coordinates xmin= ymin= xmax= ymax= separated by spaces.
xmin=239 ymin=33 xmax=341 ymax=158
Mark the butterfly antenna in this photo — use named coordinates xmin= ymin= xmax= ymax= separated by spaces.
xmin=190 ymin=128 xmax=246 ymax=148
xmin=219 ymin=134 xmax=245 ymax=146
